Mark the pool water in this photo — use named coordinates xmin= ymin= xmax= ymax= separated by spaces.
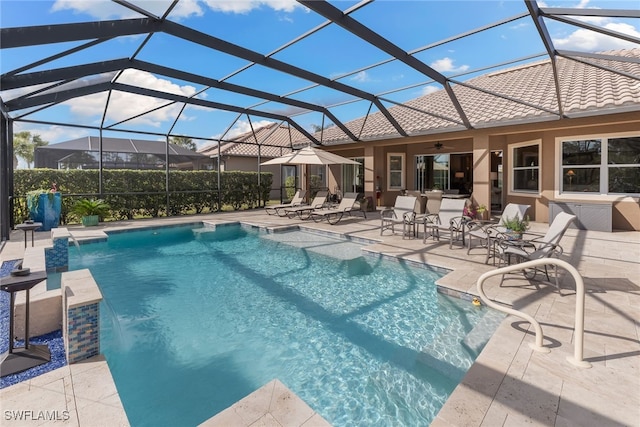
xmin=69 ymin=224 xmax=501 ymax=427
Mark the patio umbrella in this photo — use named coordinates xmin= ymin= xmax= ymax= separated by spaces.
xmin=260 ymin=146 xmax=360 ymax=166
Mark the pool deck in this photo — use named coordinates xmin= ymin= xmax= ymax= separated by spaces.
xmin=1 ymin=208 xmax=638 ymax=426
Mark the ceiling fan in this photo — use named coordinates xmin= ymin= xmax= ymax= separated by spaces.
xmin=434 ymin=142 xmax=454 ymax=150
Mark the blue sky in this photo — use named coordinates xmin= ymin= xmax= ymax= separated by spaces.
xmin=1 ymin=0 xmax=639 ymax=159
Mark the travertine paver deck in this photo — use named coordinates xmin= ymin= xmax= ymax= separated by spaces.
xmin=199 ymin=379 xmax=330 ymax=427
xmin=1 ymin=208 xmax=638 ymax=426
xmin=0 ymin=355 xmax=128 ymax=427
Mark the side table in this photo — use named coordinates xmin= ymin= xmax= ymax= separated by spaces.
xmin=0 ymin=269 xmax=50 ymax=377
xmin=15 ymin=222 xmax=43 ymax=248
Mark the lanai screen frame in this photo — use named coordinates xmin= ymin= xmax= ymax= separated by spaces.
xmin=1 ymin=0 xmax=638 ymax=241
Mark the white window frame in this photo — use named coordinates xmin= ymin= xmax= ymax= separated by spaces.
xmin=508 ymin=140 xmax=541 ymax=198
xmin=387 ymin=153 xmax=405 ymax=191
xmin=555 ymin=131 xmax=640 ymax=201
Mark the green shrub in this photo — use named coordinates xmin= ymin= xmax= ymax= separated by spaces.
xmin=13 ymin=169 xmax=272 ymax=224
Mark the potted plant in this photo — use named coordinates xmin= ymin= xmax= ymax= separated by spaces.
xmin=501 ymin=215 xmax=529 ymax=240
xmin=26 ymin=183 xmax=61 ymax=231
xmin=476 ymin=204 xmax=488 ymax=220
xmin=72 ymin=198 xmax=110 ymax=226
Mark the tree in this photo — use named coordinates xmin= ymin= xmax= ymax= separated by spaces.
xmin=14 ymin=131 xmax=48 ymax=169
xmin=169 ymin=136 xmax=196 ymax=151
xmin=310 ymin=123 xmax=333 ymax=133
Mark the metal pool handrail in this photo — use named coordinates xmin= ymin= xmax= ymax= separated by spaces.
xmin=476 ymin=258 xmax=592 ymax=368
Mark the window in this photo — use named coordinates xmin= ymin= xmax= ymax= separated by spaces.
xmin=561 ymin=136 xmax=640 ymax=194
xmin=511 ymin=142 xmax=540 ymax=193
xmin=342 ymin=158 xmax=365 ymax=194
xmin=415 ymin=154 xmax=450 ymax=191
xmin=387 ymin=153 xmax=404 ymax=191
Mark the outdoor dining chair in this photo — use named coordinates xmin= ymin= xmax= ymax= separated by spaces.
xmin=467 ymin=203 xmax=530 ymax=263
xmin=497 ymin=212 xmax=576 ymax=292
xmin=421 ymin=198 xmax=469 ymax=248
xmin=380 ymin=195 xmax=418 ymax=238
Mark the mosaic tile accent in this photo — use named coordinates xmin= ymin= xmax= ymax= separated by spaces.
xmin=45 ymin=237 xmax=68 ymax=272
xmin=65 ymin=302 xmax=100 ymax=364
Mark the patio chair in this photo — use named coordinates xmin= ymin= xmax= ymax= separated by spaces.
xmin=309 ymin=192 xmax=361 ymax=225
xmin=407 ymin=191 xmax=426 ymax=214
xmin=283 ymin=191 xmax=328 ymax=219
xmin=425 ymin=191 xmax=442 ymax=214
xmin=265 ymin=189 xmax=306 ymax=216
xmin=421 ymin=198 xmax=469 ymax=248
xmin=497 ymin=212 xmax=576 ymax=292
xmin=380 ymin=195 xmax=418 ymax=238
xmin=466 ymin=203 xmax=530 ymax=263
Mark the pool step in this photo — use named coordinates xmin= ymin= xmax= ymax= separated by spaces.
xmin=460 ymin=309 xmax=504 ymax=357
xmin=192 ymin=227 xmax=216 ymax=236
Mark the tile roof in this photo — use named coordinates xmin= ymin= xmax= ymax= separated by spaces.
xmin=297 ymin=48 xmax=640 ymax=146
xmin=198 ymin=123 xmax=305 ymax=158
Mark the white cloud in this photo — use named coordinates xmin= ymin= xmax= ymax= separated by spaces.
xmin=13 ymin=122 xmax=89 ymax=145
xmin=212 ymin=119 xmax=274 ymax=140
xmin=171 ymin=0 xmax=205 ymax=19
xmin=509 ymin=22 xmax=529 ymax=30
xmin=202 ymin=0 xmax=300 ymax=14
xmin=430 ymin=57 xmax=470 ymax=74
xmin=51 ymin=0 xmax=142 ymax=19
xmin=553 ymin=22 xmax=640 ymax=51
xmin=52 ymin=0 xmax=204 ymax=20
xmin=421 ymin=85 xmax=440 ymax=96
xmin=59 ymin=69 xmax=199 ymax=128
xmin=51 ymin=0 xmax=299 ymax=20
xmin=350 ymin=71 xmax=372 ymax=83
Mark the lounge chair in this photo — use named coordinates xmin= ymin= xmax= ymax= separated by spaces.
xmin=380 ymin=195 xmax=418 ymax=238
xmin=309 ymin=192 xmax=361 ymax=225
xmin=265 ymin=190 xmax=306 ymax=216
xmin=421 ymin=198 xmax=469 ymax=248
xmin=466 ymin=203 xmax=531 ymax=263
xmin=283 ymin=191 xmax=328 ymax=219
xmin=498 ymin=212 xmax=576 ymax=291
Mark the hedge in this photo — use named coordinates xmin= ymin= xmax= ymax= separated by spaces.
xmin=12 ymin=169 xmax=272 ymax=224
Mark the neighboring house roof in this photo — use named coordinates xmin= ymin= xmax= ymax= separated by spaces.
xmin=298 ymin=48 xmax=640 ymax=146
xmin=198 ymin=123 xmax=305 ymax=158
xmin=36 ymin=136 xmax=206 ymax=159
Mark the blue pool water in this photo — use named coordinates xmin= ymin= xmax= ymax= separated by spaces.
xmin=68 ymin=224 xmax=501 ymax=427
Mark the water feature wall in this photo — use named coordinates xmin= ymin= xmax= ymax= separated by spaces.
xmin=45 ymin=228 xmax=69 ymax=272
xmin=62 ymin=269 xmax=102 ymax=363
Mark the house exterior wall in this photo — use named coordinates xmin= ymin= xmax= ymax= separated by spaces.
xmin=325 ymin=111 xmax=640 ymax=230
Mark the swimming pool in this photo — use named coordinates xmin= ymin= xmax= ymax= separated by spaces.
xmin=69 ymin=223 xmax=501 ymax=426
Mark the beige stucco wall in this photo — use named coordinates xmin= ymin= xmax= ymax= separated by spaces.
xmin=320 ymin=111 xmax=640 ymax=230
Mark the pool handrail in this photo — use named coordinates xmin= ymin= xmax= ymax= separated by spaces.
xmin=476 ymin=258 xmax=591 ymax=369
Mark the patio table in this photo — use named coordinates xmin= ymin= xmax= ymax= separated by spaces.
xmin=15 ymin=222 xmax=42 ymax=248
